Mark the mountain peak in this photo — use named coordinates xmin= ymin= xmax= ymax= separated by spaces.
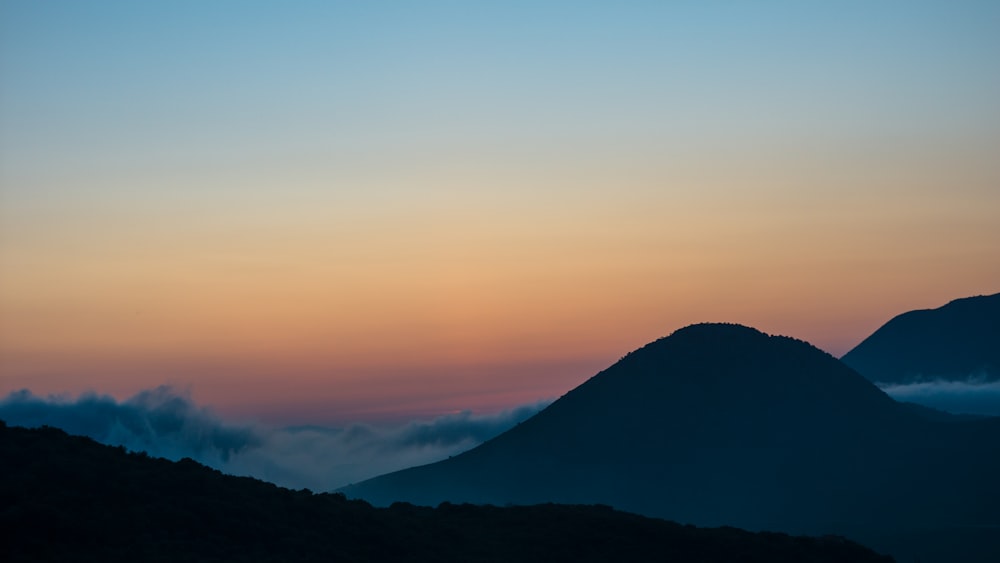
xmin=631 ymin=322 xmax=824 ymax=358
xmin=599 ymin=324 xmax=894 ymax=431
xmin=345 ymin=323 xmax=909 ymax=513
xmin=609 ymin=322 xmax=843 ymax=392
xmin=343 ymin=322 xmax=1000 ymax=561
xmin=671 ymin=322 xmax=767 ymax=336
xmin=641 ymin=322 xmax=769 ymax=347
xmin=945 ymin=292 xmax=1000 ymax=308
xmin=842 ymin=292 xmax=1000 ymax=383
xmin=614 ymin=323 xmax=772 ymax=373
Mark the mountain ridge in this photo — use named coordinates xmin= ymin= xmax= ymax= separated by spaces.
xmin=842 ymin=293 xmax=1000 ymax=384
xmin=0 ymin=420 xmax=895 ymax=562
xmin=343 ymin=322 xmax=1000 ymax=562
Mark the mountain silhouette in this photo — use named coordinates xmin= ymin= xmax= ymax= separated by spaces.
xmin=343 ymin=323 xmax=1000 ymax=562
xmin=0 ymin=420 xmax=895 ymax=562
xmin=842 ymin=293 xmax=1000 ymax=384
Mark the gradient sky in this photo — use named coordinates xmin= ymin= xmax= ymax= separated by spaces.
xmin=2 ymin=1 xmax=999 ymax=424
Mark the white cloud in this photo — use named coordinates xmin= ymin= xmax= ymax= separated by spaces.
xmin=880 ymin=378 xmax=1000 ymax=417
xmin=0 ymin=386 xmax=550 ymax=491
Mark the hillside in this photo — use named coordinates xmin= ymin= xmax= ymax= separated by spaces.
xmin=0 ymin=420 xmax=894 ymax=562
xmin=842 ymin=293 xmax=1000 ymax=383
xmin=343 ymin=324 xmax=1000 ymax=562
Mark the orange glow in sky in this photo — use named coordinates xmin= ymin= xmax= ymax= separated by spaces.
xmin=2 ymin=2 xmax=999 ymax=423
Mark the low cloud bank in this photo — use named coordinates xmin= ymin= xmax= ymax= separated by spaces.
xmin=0 ymin=387 xmax=258 ymax=461
xmin=0 ymin=387 xmax=550 ymax=491
xmin=880 ymin=378 xmax=1000 ymax=416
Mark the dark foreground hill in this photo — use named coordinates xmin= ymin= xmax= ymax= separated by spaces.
xmin=343 ymin=324 xmax=1000 ymax=563
xmin=842 ymin=293 xmax=1000 ymax=384
xmin=0 ymin=421 xmax=893 ymax=563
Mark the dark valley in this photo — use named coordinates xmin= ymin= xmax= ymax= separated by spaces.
xmin=0 ymin=421 xmax=893 ymax=562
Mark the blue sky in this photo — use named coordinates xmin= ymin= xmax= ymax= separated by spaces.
xmin=2 ymin=1 xmax=998 ymax=422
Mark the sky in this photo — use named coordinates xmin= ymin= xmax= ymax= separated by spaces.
xmin=1 ymin=1 xmax=999 ymax=425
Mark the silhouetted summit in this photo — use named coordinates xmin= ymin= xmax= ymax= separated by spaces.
xmin=344 ymin=323 xmax=1000 ymax=562
xmin=588 ymin=323 xmax=899 ymax=426
xmin=345 ymin=324 xmax=912 ymax=516
xmin=842 ymin=293 xmax=1000 ymax=384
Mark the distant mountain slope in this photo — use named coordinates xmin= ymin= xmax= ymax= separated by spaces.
xmin=842 ymin=293 xmax=1000 ymax=384
xmin=343 ymin=324 xmax=1000 ymax=562
xmin=0 ymin=421 xmax=894 ymax=563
